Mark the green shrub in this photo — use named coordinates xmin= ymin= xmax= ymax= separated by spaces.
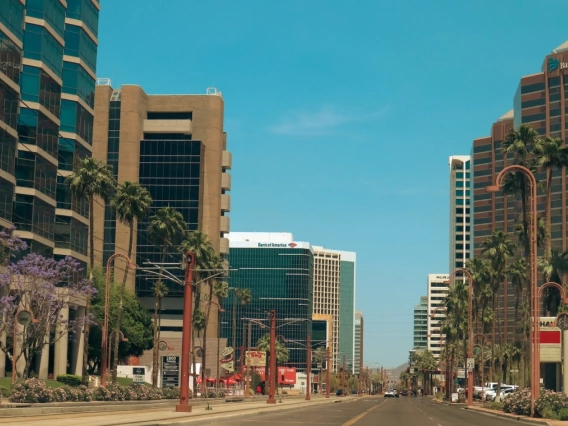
xmin=536 ymin=389 xmax=568 ymax=417
xmin=56 ymin=374 xmax=82 ymax=387
xmin=541 ymin=407 xmax=560 ymax=420
xmin=559 ymin=407 xmax=568 ymax=421
xmin=503 ymin=387 xmax=531 ymax=415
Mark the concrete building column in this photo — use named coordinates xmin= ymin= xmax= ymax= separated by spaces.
xmin=0 ymin=333 xmax=6 ymax=377
xmin=38 ymin=333 xmax=49 ymax=380
xmin=54 ymin=307 xmax=69 ymax=377
xmin=71 ymin=307 xmax=85 ymax=376
xmin=563 ymin=330 xmax=568 ymax=395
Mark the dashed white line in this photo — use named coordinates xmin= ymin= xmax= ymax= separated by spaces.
xmin=428 ymin=417 xmax=433 ymax=420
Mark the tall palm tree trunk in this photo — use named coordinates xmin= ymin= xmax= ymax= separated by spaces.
xmin=112 ymin=224 xmax=134 ymax=383
xmin=201 ymin=282 xmax=214 ymax=394
xmin=545 ymin=168 xmax=553 ymax=260
xmin=152 ymin=292 xmax=160 ymax=387
xmin=82 ymin=197 xmax=95 ymax=384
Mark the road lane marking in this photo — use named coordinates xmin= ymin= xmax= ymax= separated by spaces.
xmin=428 ymin=417 xmax=433 ymax=420
xmin=341 ymin=403 xmax=380 ymax=426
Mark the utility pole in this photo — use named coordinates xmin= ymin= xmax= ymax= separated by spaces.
xmin=326 ymin=345 xmax=330 ymax=398
xmin=267 ymin=310 xmax=276 ymax=404
xmin=341 ymin=355 xmax=346 ymax=397
xmin=176 ymin=253 xmax=195 ymax=413
xmin=306 ymin=334 xmax=311 ymax=400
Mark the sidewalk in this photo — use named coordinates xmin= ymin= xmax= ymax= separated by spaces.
xmin=0 ymin=394 xmax=348 ymax=426
xmin=465 ymin=405 xmax=567 ymax=426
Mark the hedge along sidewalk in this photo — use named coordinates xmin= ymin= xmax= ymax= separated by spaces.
xmin=0 ymin=394 xmax=315 ymax=418
xmin=464 ymin=405 xmax=562 ymax=426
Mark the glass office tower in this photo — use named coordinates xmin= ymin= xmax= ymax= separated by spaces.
xmin=223 ymin=232 xmax=314 ymax=371
xmin=0 ymin=0 xmax=99 ymax=270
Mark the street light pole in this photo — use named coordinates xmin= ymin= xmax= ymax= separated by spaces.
xmin=342 ymin=355 xmax=346 ymax=397
xmin=306 ymin=334 xmax=311 ymax=401
xmin=101 ymin=253 xmax=132 ymax=388
xmin=176 ymin=252 xmax=195 ymax=413
xmin=487 ymin=164 xmax=537 ymax=417
xmin=358 ymin=318 xmax=364 ymax=396
xmin=267 ymin=310 xmax=276 ymax=404
xmin=326 ymin=345 xmax=331 ymax=398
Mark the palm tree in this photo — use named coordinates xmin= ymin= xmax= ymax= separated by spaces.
xmin=151 ymin=281 xmax=168 ymax=387
xmin=539 ymin=249 xmax=568 ymax=315
xmin=147 ymin=207 xmax=187 ymax=387
xmin=257 ymin=333 xmax=289 ymax=396
xmin=502 ymin=124 xmax=540 ymax=259
xmin=67 ymin=157 xmax=115 ymax=383
xmin=110 ymin=181 xmax=152 ymax=383
xmin=231 ymin=288 xmax=252 ymax=351
xmin=533 ymin=137 xmax=568 ymax=259
xmin=466 ymin=258 xmax=492 ymax=335
xmin=481 ymin=231 xmax=515 ymax=387
xmin=508 ymin=257 xmax=527 ymax=318
xmin=179 ymin=231 xmax=217 ymax=391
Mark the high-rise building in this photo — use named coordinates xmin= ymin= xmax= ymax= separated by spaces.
xmin=449 ymin=156 xmax=471 ymax=273
xmin=337 ymin=250 xmax=356 ymax=373
xmin=426 ymin=274 xmax=449 ymax=360
xmin=0 ymin=0 xmax=100 ymax=267
xmin=471 ymin=42 xmax=568 ymax=342
xmin=413 ymin=296 xmax=428 ymax=350
xmin=354 ymin=310 xmax=363 ymax=375
xmin=223 ymin=232 xmax=314 ymax=371
xmin=312 ymin=245 xmax=356 ymax=372
xmin=0 ymin=0 xmax=100 ymax=379
xmin=92 ymin=84 xmax=231 ymax=369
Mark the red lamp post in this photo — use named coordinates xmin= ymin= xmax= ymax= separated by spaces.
xmin=267 ymin=310 xmax=277 ymax=404
xmin=306 ymin=334 xmax=311 ymax=401
xmin=326 ymin=345 xmax=331 ymax=398
xmin=176 ymin=252 xmax=195 ymax=413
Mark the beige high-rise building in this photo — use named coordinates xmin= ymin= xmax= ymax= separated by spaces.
xmin=92 ymin=82 xmax=231 ymax=379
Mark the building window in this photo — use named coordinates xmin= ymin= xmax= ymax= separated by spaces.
xmin=62 ymin=62 xmax=95 ymax=108
xmin=25 ymin=0 xmax=65 ymax=38
xmin=0 ymin=177 xmax=14 ymax=222
xmin=0 ymin=79 xmax=19 ymax=129
xmin=20 ymin=66 xmax=62 ymax=117
xmin=0 ymin=29 xmax=22 ymax=84
xmin=0 ymin=0 xmax=24 ymax=40
xmin=66 ymin=0 xmax=99 ymax=37
xmin=60 ymin=100 xmax=93 ymax=144
xmin=18 ymin=108 xmax=59 ymax=159
xmin=23 ymin=24 xmax=64 ymax=79
xmin=0 ymin=128 xmax=16 ymax=175
xmin=64 ymin=24 xmax=97 ymax=73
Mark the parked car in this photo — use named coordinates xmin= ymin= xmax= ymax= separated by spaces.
xmin=336 ymin=389 xmax=343 ymax=396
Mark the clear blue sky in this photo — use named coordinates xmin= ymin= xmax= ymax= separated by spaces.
xmin=98 ymin=0 xmax=568 ymax=368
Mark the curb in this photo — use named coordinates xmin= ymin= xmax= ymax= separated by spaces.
xmin=464 ymin=406 xmax=553 ymax=425
xmin=148 ymin=398 xmax=347 ymax=426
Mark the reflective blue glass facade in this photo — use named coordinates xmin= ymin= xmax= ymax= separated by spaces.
xmin=221 ymin=246 xmax=314 ymax=371
xmin=0 ymin=0 xmax=99 ymax=265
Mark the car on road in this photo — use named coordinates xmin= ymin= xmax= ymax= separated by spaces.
xmin=384 ymin=391 xmax=396 ymax=398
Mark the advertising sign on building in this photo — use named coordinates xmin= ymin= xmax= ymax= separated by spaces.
xmin=133 ymin=367 xmax=145 ymax=383
xmin=245 ymin=351 xmax=266 ymax=367
xmin=161 ymin=356 xmax=180 ymax=388
xmin=255 ymin=367 xmax=297 ymax=385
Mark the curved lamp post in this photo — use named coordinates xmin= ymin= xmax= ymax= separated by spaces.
xmin=107 ymin=330 xmax=128 ymax=384
xmin=487 ymin=164 xmax=538 ymax=416
xmin=444 ymin=268 xmax=473 ymax=406
xmin=101 ymin=253 xmax=134 ymax=388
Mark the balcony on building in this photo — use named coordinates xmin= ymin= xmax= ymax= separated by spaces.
xmin=221 ymin=194 xmax=230 ymax=212
xmin=221 ymin=173 xmax=231 ymax=191
xmin=222 ymin=151 xmax=232 ymax=170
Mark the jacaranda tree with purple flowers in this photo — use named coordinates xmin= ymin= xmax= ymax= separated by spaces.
xmin=0 ymin=231 xmax=96 ymax=380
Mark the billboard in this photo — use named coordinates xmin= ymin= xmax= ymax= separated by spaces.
xmin=245 ymin=351 xmax=266 ymax=367
xmin=255 ymin=367 xmax=297 ymax=385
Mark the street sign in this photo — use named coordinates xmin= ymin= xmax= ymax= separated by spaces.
xmin=222 ymin=346 xmax=234 ymax=357
xmin=133 ymin=367 xmax=145 ymax=383
xmin=220 ymin=353 xmax=234 ymax=372
xmin=161 ymin=355 xmax=180 ymax=388
xmin=466 ymin=358 xmax=474 ymax=372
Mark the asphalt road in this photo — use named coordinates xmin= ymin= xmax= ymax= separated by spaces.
xmin=203 ymin=396 xmax=536 ymax=426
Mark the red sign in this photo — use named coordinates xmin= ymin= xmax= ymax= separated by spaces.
xmin=255 ymin=367 xmax=297 ymax=385
xmin=540 ymin=330 xmax=561 ymax=344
